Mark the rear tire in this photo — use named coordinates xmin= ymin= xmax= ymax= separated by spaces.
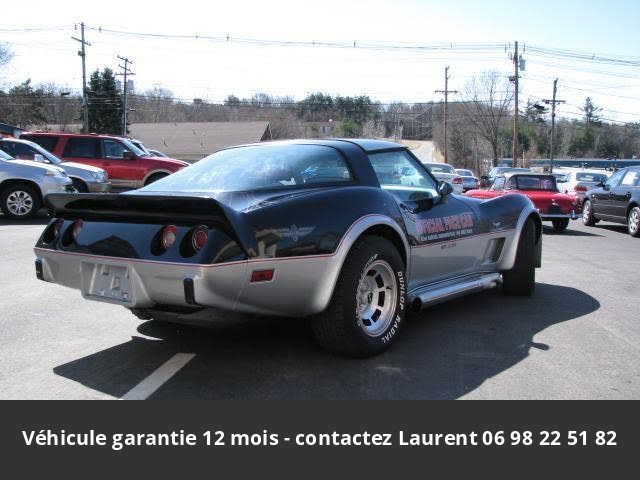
xmin=0 ymin=183 xmax=41 ymax=219
xmin=628 ymin=206 xmax=640 ymax=238
xmin=582 ymin=200 xmax=596 ymax=226
xmin=552 ymin=218 xmax=569 ymax=232
xmin=311 ymin=236 xmax=406 ymax=357
xmin=502 ymin=217 xmax=536 ymax=296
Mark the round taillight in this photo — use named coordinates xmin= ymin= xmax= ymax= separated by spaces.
xmin=162 ymin=225 xmax=178 ymax=250
xmin=191 ymin=226 xmax=209 ymax=251
xmin=53 ymin=219 xmax=65 ymax=237
xmin=72 ymin=220 xmax=84 ymax=240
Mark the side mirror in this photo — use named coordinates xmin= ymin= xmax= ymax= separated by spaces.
xmin=480 ymin=175 xmax=489 ymax=181
xmin=33 ymin=154 xmax=45 ymax=163
xmin=602 ymin=184 xmax=610 ymax=191
xmin=437 ymin=181 xmax=454 ymax=197
xmin=122 ymin=150 xmax=135 ymax=160
xmin=595 ymin=181 xmax=605 ymax=188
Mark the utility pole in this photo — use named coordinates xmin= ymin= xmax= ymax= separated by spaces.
xmin=543 ymin=78 xmax=565 ymax=174
xmin=435 ymin=66 xmax=458 ymax=164
xmin=116 ymin=56 xmax=135 ymax=136
xmin=510 ymin=41 xmax=520 ymax=168
xmin=72 ymin=22 xmax=91 ymax=133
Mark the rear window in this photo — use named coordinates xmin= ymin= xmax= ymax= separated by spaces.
xmin=63 ymin=138 xmax=99 ymax=158
xmin=21 ymin=135 xmax=59 ymax=153
xmin=576 ymin=172 xmax=608 ymax=183
xmin=142 ymin=144 xmax=353 ymax=193
xmin=425 ymin=163 xmax=455 ymax=174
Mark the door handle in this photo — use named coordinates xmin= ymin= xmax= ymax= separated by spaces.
xmin=103 ymin=162 xmax=111 ymax=166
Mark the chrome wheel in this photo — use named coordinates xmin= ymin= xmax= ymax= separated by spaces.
xmin=356 ymin=260 xmax=397 ymax=337
xmin=629 ymin=209 xmax=640 ymax=235
xmin=6 ymin=190 xmax=34 ymax=216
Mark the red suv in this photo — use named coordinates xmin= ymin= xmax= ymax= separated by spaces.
xmin=20 ymin=132 xmax=189 ymax=189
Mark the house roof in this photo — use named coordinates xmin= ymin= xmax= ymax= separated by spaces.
xmin=128 ymin=121 xmax=271 ymax=161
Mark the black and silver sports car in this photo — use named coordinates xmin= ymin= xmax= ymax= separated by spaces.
xmin=34 ymin=139 xmax=542 ymax=357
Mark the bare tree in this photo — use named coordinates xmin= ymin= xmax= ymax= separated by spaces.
xmin=0 ymin=43 xmax=13 ymax=68
xmin=461 ymin=71 xmax=513 ymax=166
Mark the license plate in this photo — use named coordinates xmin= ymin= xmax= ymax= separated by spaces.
xmin=86 ymin=263 xmax=133 ymax=304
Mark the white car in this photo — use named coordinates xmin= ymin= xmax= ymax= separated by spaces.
xmin=455 ymin=168 xmax=480 ymax=192
xmin=0 ymin=148 xmax=73 ymax=219
xmin=0 ymin=138 xmax=110 ymax=193
xmin=556 ymin=169 xmax=611 ymax=197
xmin=422 ymin=162 xmax=464 ymax=194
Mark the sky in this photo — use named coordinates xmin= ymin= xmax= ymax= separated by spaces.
xmin=1 ymin=0 xmax=639 ymax=124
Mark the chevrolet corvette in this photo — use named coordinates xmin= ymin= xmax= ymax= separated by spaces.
xmin=34 ymin=140 xmax=542 ymax=357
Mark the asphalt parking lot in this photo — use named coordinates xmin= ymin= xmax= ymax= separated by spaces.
xmin=0 ymin=213 xmax=638 ymax=400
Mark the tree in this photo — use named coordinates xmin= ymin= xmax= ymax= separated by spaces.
xmin=582 ymin=97 xmax=602 ymax=126
xmin=1 ymin=79 xmax=47 ymax=128
xmin=39 ymin=82 xmax=80 ymax=130
xmin=0 ymin=42 xmax=12 ymax=68
xmin=87 ymin=68 xmax=123 ymax=134
xmin=568 ymin=127 xmax=595 ymax=157
xmin=297 ymin=92 xmax=335 ymax=121
xmin=461 ymin=71 xmax=514 ymax=166
xmin=335 ymin=95 xmax=377 ymax=124
xmin=224 ymin=94 xmax=241 ymax=107
xmin=336 ymin=119 xmax=361 ymax=138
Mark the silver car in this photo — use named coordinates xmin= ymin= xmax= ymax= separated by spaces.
xmin=422 ymin=162 xmax=464 ymax=194
xmin=0 ymin=149 xmax=73 ymax=219
xmin=455 ymin=168 xmax=480 ymax=192
xmin=0 ymin=138 xmax=110 ymax=193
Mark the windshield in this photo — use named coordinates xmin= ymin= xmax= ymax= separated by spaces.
xmin=491 ymin=167 xmax=528 ymax=177
xmin=120 ymin=139 xmax=147 ymax=157
xmin=512 ymin=175 xmax=558 ymax=191
xmin=142 ymin=144 xmax=353 ymax=193
xmin=26 ymin=140 xmax=62 ymax=165
xmin=130 ymin=140 xmax=150 ymax=156
xmin=424 ymin=163 xmax=455 ymax=174
xmin=456 ymin=169 xmax=474 ymax=177
xmin=576 ymin=172 xmax=608 ymax=183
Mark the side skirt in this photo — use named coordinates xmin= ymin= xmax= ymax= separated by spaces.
xmin=408 ymin=272 xmax=501 ymax=311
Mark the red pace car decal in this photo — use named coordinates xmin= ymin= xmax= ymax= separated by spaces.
xmin=417 ymin=213 xmax=475 ymax=243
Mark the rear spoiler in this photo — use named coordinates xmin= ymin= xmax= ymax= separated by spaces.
xmin=45 ymin=193 xmax=258 ymax=255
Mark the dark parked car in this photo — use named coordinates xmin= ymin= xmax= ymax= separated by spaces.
xmin=35 ymin=140 xmax=542 ymax=357
xmin=582 ymin=166 xmax=640 ymax=237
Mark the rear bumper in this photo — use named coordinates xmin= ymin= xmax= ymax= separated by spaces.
xmin=34 ymin=247 xmax=339 ymax=317
xmin=539 ymin=210 xmax=579 ymax=221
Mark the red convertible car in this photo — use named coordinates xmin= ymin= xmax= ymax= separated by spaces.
xmin=466 ymin=172 xmax=580 ymax=232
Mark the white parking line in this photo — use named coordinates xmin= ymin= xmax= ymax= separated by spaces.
xmin=121 ymin=353 xmax=195 ymax=400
